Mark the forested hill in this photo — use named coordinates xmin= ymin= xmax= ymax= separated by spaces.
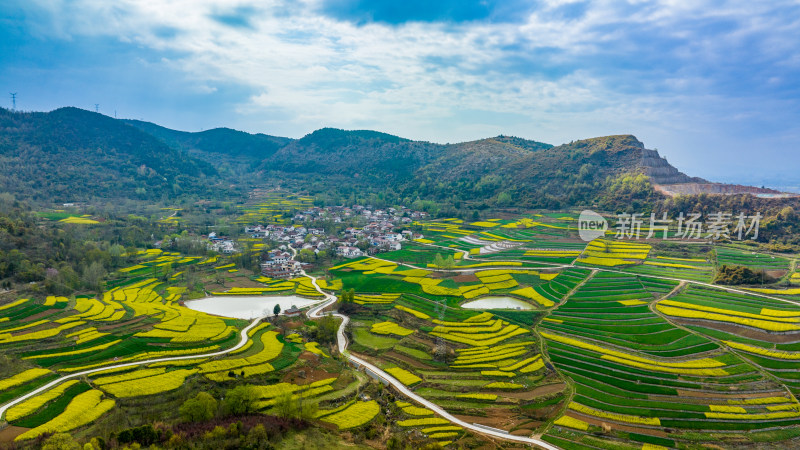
xmin=124 ymin=119 xmax=292 ymax=162
xmin=128 ymin=119 xmax=676 ymax=209
xmin=0 ymin=107 xmax=220 ymax=203
xmin=262 ymin=128 xmax=446 ymax=180
xmin=0 ymin=107 xmax=730 ymax=210
xmin=413 ymin=134 xmax=665 ymax=210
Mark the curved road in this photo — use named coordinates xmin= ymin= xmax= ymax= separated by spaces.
xmin=297 ymin=248 xmax=559 ymax=449
xmin=15 ymin=237 xmax=782 ymax=448
xmin=0 ymin=318 xmax=263 ymax=421
xmin=316 ymin=240 xmax=800 ymax=448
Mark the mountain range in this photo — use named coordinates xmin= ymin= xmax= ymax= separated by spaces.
xmin=0 ymin=106 xmax=790 ymax=207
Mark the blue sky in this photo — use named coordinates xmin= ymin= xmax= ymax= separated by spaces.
xmin=1 ymin=0 xmax=799 ymax=188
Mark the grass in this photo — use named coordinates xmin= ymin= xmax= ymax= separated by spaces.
xmin=487 ymin=309 xmax=540 ymax=326
xmin=352 ymin=327 xmax=398 ymax=350
xmin=394 ymin=344 xmax=432 ymax=360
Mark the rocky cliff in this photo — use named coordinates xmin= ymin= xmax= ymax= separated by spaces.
xmin=640 ymin=148 xmax=705 ymax=184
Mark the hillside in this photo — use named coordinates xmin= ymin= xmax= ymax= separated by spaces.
xmin=252 ymin=130 xmax=651 ymax=209
xmin=0 ymin=108 xmax=219 ymax=203
xmin=418 ymin=136 xmax=552 ymax=180
xmin=3 ymin=107 xmax=790 ymax=210
xmin=261 ymin=127 xmax=446 ymax=181
xmin=125 ymin=119 xmax=292 ymax=162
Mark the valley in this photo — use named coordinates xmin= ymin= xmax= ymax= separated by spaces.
xmin=2 ymin=192 xmax=800 ymax=449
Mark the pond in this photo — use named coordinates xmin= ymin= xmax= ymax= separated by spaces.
xmin=460 ymin=296 xmax=534 ymax=310
xmin=184 ymin=295 xmax=323 ymax=319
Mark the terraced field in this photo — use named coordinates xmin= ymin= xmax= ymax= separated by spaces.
xmin=344 ymin=298 xmax=566 ymax=435
xmin=328 ymin=256 xmax=560 ymax=307
xmin=625 ymin=254 xmax=715 ymax=283
xmin=231 ymin=194 xmax=314 ymax=225
xmin=716 ymin=246 xmax=791 ymax=273
xmin=2 ymin=210 xmax=800 ymax=449
xmin=576 ymin=238 xmax=652 ymax=267
xmin=541 ymin=272 xmax=800 ymax=448
xmin=0 ymin=247 xmax=350 ymax=442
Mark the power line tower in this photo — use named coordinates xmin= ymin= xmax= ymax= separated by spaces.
xmin=10 ymin=93 xmax=17 ymax=111
xmin=94 ymin=104 xmax=99 ymax=113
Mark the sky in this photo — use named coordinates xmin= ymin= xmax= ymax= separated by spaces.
xmin=1 ymin=0 xmax=799 ymax=188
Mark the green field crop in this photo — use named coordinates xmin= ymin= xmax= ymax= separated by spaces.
xmin=10 ymin=381 xmax=92 ymax=428
xmin=352 ymin=327 xmax=399 ymax=351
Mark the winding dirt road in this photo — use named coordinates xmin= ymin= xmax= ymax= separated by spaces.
xmin=297 ymin=248 xmax=559 ymax=449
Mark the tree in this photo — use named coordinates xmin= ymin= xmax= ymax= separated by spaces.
xmin=245 ymin=424 xmax=269 ymax=448
xmin=160 ymin=262 xmax=173 ymax=279
xmin=274 ymin=390 xmax=318 ymax=420
xmin=179 ymin=392 xmax=218 ymax=422
xmin=497 ymin=191 xmax=512 ymax=206
xmin=442 ymin=255 xmax=455 ymax=270
xmin=41 ymin=433 xmax=80 ymax=450
xmin=108 ymin=244 xmax=125 ymax=266
xmin=88 ymin=438 xmax=105 ymax=450
xmin=117 ymin=424 xmax=159 ymax=446
xmin=223 ymin=385 xmax=258 ymax=415
xmin=433 ymin=253 xmax=445 ymax=268
xmin=315 ymin=315 xmax=338 ymax=344
xmin=82 ymin=261 xmax=106 ymax=291
xmin=274 ymin=391 xmax=294 ymax=419
xmin=273 ymin=303 xmax=281 ymax=316
xmin=298 ymin=248 xmax=315 ymax=263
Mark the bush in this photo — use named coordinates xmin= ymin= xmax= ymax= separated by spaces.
xmin=245 ymin=424 xmax=269 ymax=448
xmin=117 ymin=424 xmax=160 ymax=446
xmin=180 ymin=392 xmax=218 ymax=422
xmin=223 ymin=385 xmax=258 ymax=416
xmin=41 ymin=433 xmax=80 ymax=450
xmin=714 ymin=264 xmax=773 ymax=285
xmin=274 ymin=391 xmax=319 ymax=420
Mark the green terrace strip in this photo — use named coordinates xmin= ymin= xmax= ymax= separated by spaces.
xmin=3 ymin=201 xmax=800 ymax=449
xmin=656 ymin=284 xmax=800 ymax=333
xmin=541 ymin=271 xmax=800 ymax=447
xmin=715 ymin=246 xmax=791 ymax=271
xmin=345 ymin=273 xmax=560 ymax=438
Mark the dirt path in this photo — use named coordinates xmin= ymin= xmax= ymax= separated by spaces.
xmin=298 ymin=247 xmax=561 ymax=450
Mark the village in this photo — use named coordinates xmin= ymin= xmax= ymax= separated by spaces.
xmin=209 ymin=204 xmax=428 ymax=279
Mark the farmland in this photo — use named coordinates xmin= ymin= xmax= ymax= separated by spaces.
xmin=2 ymin=202 xmax=800 ymax=449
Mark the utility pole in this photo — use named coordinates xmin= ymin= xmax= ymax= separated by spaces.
xmin=10 ymin=93 xmax=17 ymax=111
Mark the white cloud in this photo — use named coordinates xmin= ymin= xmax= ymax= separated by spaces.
xmin=13 ymin=0 xmax=800 ymax=179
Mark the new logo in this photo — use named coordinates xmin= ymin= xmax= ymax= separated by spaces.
xmin=578 ymin=210 xmax=608 ymax=242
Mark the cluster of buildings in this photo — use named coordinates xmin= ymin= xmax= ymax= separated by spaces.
xmin=206 ymin=232 xmax=237 ymax=254
xmin=249 ymin=205 xmax=427 ymax=278
xmin=291 ymin=205 xmax=428 ymax=224
xmin=260 ymin=249 xmax=307 ymax=279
